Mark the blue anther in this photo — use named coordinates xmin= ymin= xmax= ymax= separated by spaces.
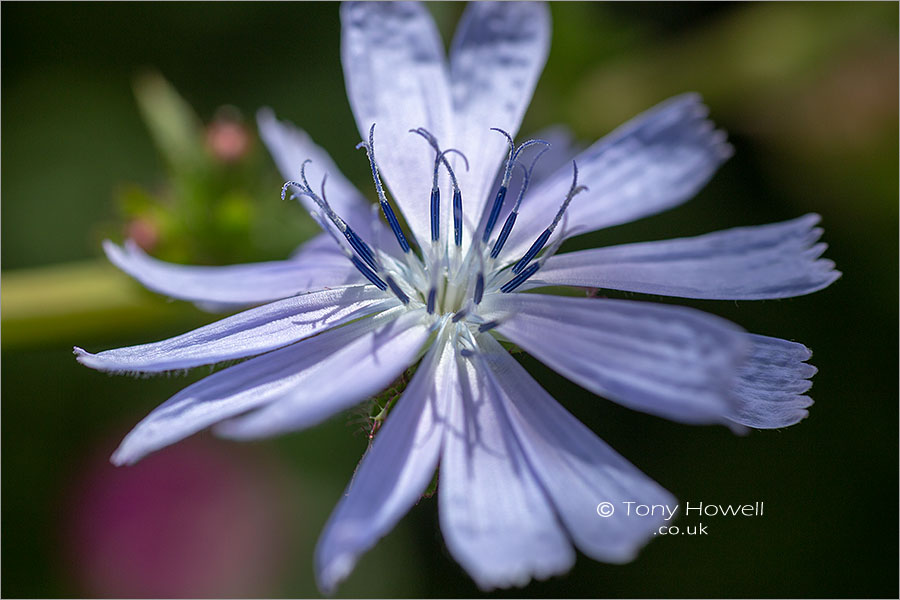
xmin=359 ymin=124 xmax=410 ymax=254
xmin=478 ymin=320 xmax=500 ymax=333
xmin=385 ymin=276 xmax=410 ymax=304
xmin=411 ymin=128 xmax=469 ymax=246
xmin=501 ymin=261 xmax=541 ymax=293
xmin=481 ymin=185 xmax=508 ymax=243
xmin=490 ymin=211 xmax=517 ymax=259
xmin=351 ymin=255 xmax=388 ymax=291
xmin=460 ymin=348 xmax=476 ymax=358
xmin=451 ymin=308 xmax=469 ymax=323
xmin=474 ymin=272 xmax=485 ymax=304
xmin=426 ymin=287 xmax=437 ymax=314
xmin=512 ymin=228 xmax=551 ymax=274
xmin=452 ymin=188 xmax=463 ymax=247
xmin=482 ymin=130 xmax=550 ymax=244
xmin=430 ymin=188 xmax=440 ymax=242
xmin=492 ymin=147 xmax=549 ymax=260
xmin=345 ymin=228 xmax=378 ymax=272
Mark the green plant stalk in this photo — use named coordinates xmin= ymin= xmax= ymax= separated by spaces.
xmin=1 ymin=260 xmax=201 ymax=349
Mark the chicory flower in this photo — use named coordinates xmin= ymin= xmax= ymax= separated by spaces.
xmin=75 ymin=1 xmax=839 ymax=592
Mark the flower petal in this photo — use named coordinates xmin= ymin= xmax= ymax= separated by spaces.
xmin=449 ymin=1 xmax=551 ymax=232
xmin=525 ymin=125 xmax=582 ymax=188
xmin=258 ymin=108 xmax=377 ymax=238
xmin=315 ymin=333 xmax=454 ymax=594
xmin=111 ymin=307 xmax=427 ymax=465
xmin=74 ymin=285 xmax=394 ymax=373
xmin=481 ymin=293 xmax=747 ymax=424
xmin=477 ymin=333 xmax=676 ymax=563
xmin=104 ymin=238 xmax=363 ymax=311
xmin=503 ymin=93 xmax=732 ymax=259
xmin=729 ymin=334 xmax=816 ymax=429
xmin=341 ymin=1 xmax=454 ymax=247
xmin=439 ymin=338 xmax=574 ymax=590
xmin=526 ymin=214 xmax=841 ymax=299
xmin=214 ymin=308 xmax=430 ymax=440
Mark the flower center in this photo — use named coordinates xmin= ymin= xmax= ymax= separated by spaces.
xmin=282 ymin=125 xmax=587 ymax=323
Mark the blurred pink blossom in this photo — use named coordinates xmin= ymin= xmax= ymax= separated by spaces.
xmin=64 ymin=436 xmax=294 ymax=598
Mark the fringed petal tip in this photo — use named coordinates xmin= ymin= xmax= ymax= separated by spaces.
xmin=648 ymin=92 xmax=734 ymax=162
xmin=73 ymin=346 xmax=112 ymax=373
xmin=677 ymin=92 xmax=734 ymax=161
xmin=465 ymin=552 xmax=576 ymax=593
xmin=72 ymin=345 xmax=90 ymax=363
xmin=729 ymin=334 xmax=818 ymax=429
xmin=800 ymin=215 xmax=843 ymax=292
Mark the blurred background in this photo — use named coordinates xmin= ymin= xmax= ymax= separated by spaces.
xmin=2 ymin=2 xmax=897 ymax=597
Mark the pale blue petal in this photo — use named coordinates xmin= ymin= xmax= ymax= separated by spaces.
xmin=502 ymin=94 xmax=732 ymax=260
xmin=341 ymin=1 xmax=454 ymax=247
xmin=477 ymin=333 xmax=676 ymax=563
xmin=111 ymin=307 xmax=425 ymax=465
xmin=214 ymin=308 xmax=430 ymax=440
xmin=288 ymin=230 xmax=342 ymax=259
xmin=526 ymin=214 xmax=841 ymax=299
xmin=439 ymin=338 xmax=574 ymax=591
xmin=481 ymin=293 xmax=746 ymax=424
xmin=257 ymin=108 xmax=377 ymax=239
xmin=449 ymin=1 xmax=551 ymax=234
xmin=74 ymin=286 xmax=394 ymax=373
xmin=103 ymin=238 xmax=362 ymax=311
xmin=729 ymin=334 xmax=816 ymax=428
xmin=315 ymin=335 xmax=454 ymax=594
xmin=524 ymin=125 xmax=582 ymax=188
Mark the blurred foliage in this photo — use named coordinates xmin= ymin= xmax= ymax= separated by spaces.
xmin=2 ymin=2 xmax=897 ymax=599
xmin=115 ymin=71 xmax=318 ymax=266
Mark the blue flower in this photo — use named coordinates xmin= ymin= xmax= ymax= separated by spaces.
xmin=75 ymin=1 xmax=839 ymax=592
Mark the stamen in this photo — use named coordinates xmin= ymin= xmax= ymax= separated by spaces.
xmin=473 ymin=272 xmax=485 ymax=305
xmin=501 ymin=216 xmax=571 ymax=293
xmin=410 ymin=128 xmax=469 ymax=245
xmin=385 ymin=275 xmax=410 ymax=304
xmin=357 ymin=124 xmax=411 ymax=254
xmin=511 ymin=229 xmax=550 ymax=275
xmin=310 ymin=211 xmax=387 ymax=291
xmin=500 ymin=262 xmax=540 ymax=293
xmin=481 ymin=129 xmax=513 ymax=244
xmin=481 ymin=130 xmax=550 ymax=243
xmin=490 ymin=146 xmax=549 ymax=259
xmin=352 ymin=256 xmax=389 ymax=291
xmin=429 ymin=187 xmax=440 ymax=243
xmin=451 ymin=308 xmax=469 ymax=323
xmin=453 ymin=187 xmax=463 ymax=247
xmin=511 ymin=161 xmax=587 ymax=274
xmin=283 ymin=161 xmax=378 ymax=272
xmin=426 ymin=286 xmax=437 ymax=314
xmin=477 ymin=320 xmax=500 ymax=333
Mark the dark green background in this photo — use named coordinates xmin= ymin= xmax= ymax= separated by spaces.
xmin=3 ymin=2 xmax=897 ymax=597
